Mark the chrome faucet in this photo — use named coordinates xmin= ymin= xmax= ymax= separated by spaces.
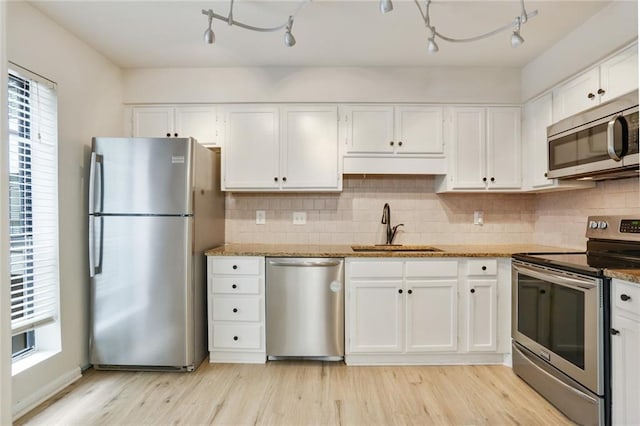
xmin=381 ymin=203 xmax=404 ymax=245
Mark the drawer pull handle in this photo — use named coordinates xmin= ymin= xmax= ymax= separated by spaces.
xmin=232 ymin=265 xmax=238 ymax=270
xmin=232 ymin=284 xmax=237 ymax=289
xmin=233 ymin=308 xmax=238 ymax=313
xmin=233 ymin=336 xmax=239 ymax=341
xmin=481 ymin=266 xmax=487 ymax=271
xmin=620 ymin=294 xmax=631 ymax=302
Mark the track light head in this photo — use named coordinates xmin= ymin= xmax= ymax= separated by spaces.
xmin=204 ymin=13 xmax=215 ymax=44
xmin=511 ymin=31 xmax=524 ymax=48
xmin=380 ymin=0 xmax=393 ymax=14
xmin=427 ymin=36 xmax=439 ymax=53
xmin=284 ymin=16 xmax=296 ymax=47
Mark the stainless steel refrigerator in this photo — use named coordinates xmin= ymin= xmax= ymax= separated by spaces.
xmin=88 ymin=137 xmax=224 ymax=371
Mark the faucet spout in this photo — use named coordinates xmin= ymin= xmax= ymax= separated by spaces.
xmin=381 ymin=203 xmax=403 ymax=245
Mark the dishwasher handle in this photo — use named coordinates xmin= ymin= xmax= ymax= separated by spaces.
xmin=268 ymin=259 xmax=343 ymax=268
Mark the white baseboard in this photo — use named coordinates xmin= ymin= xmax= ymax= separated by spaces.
xmin=13 ymin=366 xmax=82 ymax=421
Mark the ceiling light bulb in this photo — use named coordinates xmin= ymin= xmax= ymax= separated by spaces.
xmin=511 ymin=31 xmax=524 ymax=48
xmin=380 ymin=0 xmax=393 ymax=14
xmin=427 ymin=37 xmax=439 ymax=53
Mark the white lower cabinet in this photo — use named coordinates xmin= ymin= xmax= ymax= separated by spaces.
xmin=611 ymin=278 xmax=640 ymax=425
xmin=346 ymin=257 xmax=509 ymax=365
xmin=207 ymin=256 xmax=266 ymax=363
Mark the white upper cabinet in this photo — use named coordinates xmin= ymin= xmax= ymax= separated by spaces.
xmin=437 ymin=106 xmax=521 ymax=192
xmin=131 ymin=105 xmax=218 ymax=145
xmin=553 ymin=44 xmax=638 ymax=122
xmin=221 ymin=105 xmax=341 ymax=192
xmin=341 ymin=105 xmax=446 ymax=174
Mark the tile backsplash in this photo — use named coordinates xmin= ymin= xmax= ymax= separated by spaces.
xmin=225 ymin=175 xmax=639 ymax=249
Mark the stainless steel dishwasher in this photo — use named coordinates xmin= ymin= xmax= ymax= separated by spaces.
xmin=266 ymin=257 xmax=344 ymax=360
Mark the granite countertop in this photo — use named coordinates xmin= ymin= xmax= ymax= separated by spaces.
xmin=606 ymin=269 xmax=640 ymax=285
xmin=204 ymin=243 xmax=575 ymax=258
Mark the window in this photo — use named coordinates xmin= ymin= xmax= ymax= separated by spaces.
xmin=7 ymin=65 xmax=59 ymax=360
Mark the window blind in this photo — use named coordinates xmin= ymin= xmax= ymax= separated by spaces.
xmin=8 ymin=65 xmax=59 ymax=335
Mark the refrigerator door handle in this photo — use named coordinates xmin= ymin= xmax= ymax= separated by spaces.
xmin=89 ymin=216 xmax=104 ymax=277
xmin=89 ymin=215 xmax=95 ymax=276
xmin=89 ymin=153 xmax=103 ymax=215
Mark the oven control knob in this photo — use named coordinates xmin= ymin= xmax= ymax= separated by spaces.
xmin=598 ymin=221 xmax=608 ymax=230
xmin=589 ymin=221 xmax=599 ymax=229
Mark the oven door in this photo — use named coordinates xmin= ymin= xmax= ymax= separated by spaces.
xmin=512 ymin=260 xmax=603 ymax=394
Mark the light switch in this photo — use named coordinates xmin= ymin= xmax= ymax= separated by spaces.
xmin=256 ymin=210 xmax=266 ymax=225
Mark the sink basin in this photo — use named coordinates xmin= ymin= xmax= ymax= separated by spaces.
xmin=351 ymin=244 xmax=443 ymax=252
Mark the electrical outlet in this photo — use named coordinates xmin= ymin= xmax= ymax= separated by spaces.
xmin=473 ymin=210 xmax=484 ymax=226
xmin=256 ymin=210 xmax=266 ymax=225
xmin=293 ymin=211 xmax=307 ymax=225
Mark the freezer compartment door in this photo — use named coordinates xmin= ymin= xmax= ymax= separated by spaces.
xmin=90 ymin=216 xmax=195 ymax=368
xmin=91 ymin=137 xmax=193 ymax=215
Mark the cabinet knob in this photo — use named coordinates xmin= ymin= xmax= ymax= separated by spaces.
xmin=540 ymin=289 xmax=546 ymax=294
xmin=389 ymin=141 xmax=394 ymax=146
xmin=282 ymin=177 xmax=287 ymax=182
xmin=398 ymin=289 xmax=403 ymax=294
xmin=408 ymin=289 xmax=413 ymax=295
xmin=490 ymin=177 xmax=495 ymax=182
xmin=232 ymin=265 xmax=238 ymax=270
xmin=274 ymin=177 xmax=278 ymax=182
xmin=174 ymin=133 xmax=178 ymax=137
xmin=166 ymin=133 xmax=171 ymax=137
xmin=398 ymin=141 xmax=403 ymax=147
xmin=482 ymin=177 xmax=487 ymax=182
xmin=597 ymin=88 xmax=606 ymax=95
xmin=481 ymin=266 xmax=487 ymax=271
xmin=544 ymin=172 xmax=548 ymax=177
xmin=588 ymin=92 xmax=596 ymax=99
xmin=232 ymin=284 xmax=237 ymax=289
xmin=621 ymin=294 xmax=632 ymax=302
xmin=470 ymin=288 xmax=476 ymax=294
xmin=611 ymin=329 xmax=620 ymax=336
xmin=233 ymin=308 xmax=238 ymax=313
xmin=233 ymin=336 xmax=239 ymax=341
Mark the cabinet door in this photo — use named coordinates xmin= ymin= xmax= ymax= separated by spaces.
xmin=280 ymin=106 xmax=340 ymax=190
xmin=523 ymin=94 xmax=554 ymax=188
xmin=349 ymin=280 xmax=403 ymax=353
xmin=344 ymin=105 xmax=395 ymax=154
xmin=467 ymin=279 xmax=497 ymax=352
xmin=132 ymin=107 xmax=174 ymax=137
xmin=221 ymin=106 xmax=279 ymax=190
xmin=175 ymin=106 xmax=217 ymax=145
xmin=552 ymin=68 xmax=599 ymax=122
xmin=599 ymin=44 xmax=639 ymax=102
xmin=449 ymin=107 xmax=486 ymax=189
xmin=486 ymin=107 xmax=521 ymax=189
xmin=405 ymin=280 xmax=457 ymax=352
xmin=611 ymin=312 xmax=640 ymax=425
xmin=395 ymin=106 xmax=444 ymax=155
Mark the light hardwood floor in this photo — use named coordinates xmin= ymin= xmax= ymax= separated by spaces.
xmin=16 ymin=360 xmax=572 ymax=425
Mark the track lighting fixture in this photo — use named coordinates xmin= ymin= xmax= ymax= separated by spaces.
xmin=201 ymin=0 xmax=305 ymax=47
xmin=379 ymin=0 xmax=538 ymax=53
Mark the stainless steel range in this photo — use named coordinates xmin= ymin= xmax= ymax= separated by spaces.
xmin=512 ymin=215 xmax=640 ymax=426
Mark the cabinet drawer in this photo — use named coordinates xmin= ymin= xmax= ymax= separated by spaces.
xmin=349 ymin=261 xmax=403 ymax=278
xmin=466 ymin=259 xmax=497 ymax=276
xmin=212 ymin=324 xmax=263 ymax=349
xmin=613 ymin=282 xmax=640 ymax=316
xmin=212 ymin=297 xmax=261 ymax=322
xmin=211 ymin=257 xmax=262 ymax=275
xmin=405 ymin=260 xmax=458 ymax=278
xmin=212 ymin=276 xmax=261 ymax=294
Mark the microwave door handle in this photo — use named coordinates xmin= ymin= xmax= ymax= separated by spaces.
xmin=514 ymin=263 xmax=597 ymax=290
xmin=607 ymin=114 xmax=627 ymax=161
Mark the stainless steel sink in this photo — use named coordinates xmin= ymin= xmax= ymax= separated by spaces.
xmin=351 ymin=244 xmax=443 ymax=252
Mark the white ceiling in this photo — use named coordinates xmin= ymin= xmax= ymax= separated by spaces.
xmin=31 ymin=0 xmax=612 ymax=69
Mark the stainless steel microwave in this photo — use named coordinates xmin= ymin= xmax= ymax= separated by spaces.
xmin=547 ymin=90 xmax=639 ymax=180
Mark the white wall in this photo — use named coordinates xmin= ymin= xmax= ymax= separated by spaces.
xmin=0 ymin=2 xmax=13 ymax=424
xmin=521 ymin=1 xmax=638 ymax=102
xmin=123 ymin=66 xmax=521 ymax=104
xmin=6 ymin=1 xmax=123 ymax=417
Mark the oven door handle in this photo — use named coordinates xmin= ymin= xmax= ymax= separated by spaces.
xmin=514 ymin=263 xmax=597 ymax=290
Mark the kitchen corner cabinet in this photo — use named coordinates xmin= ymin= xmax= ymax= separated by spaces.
xmin=611 ymin=278 xmax=640 ymax=425
xmin=221 ymin=104 xmax=341 ymax=192
xmin=341 ymin=105 xmax=446 ymax=174
xmin=345 ymin=258 xmax=508 ymax=365
xmin=521 ymin=93 xmax=595 ymax=192
xmin=552 ymin=43 xmax=638 ymax=122
xmin=207 ymin=256 xmax=266 ymax=363
xmin=436 ymin=106 xmax=521 ymax=192
xmin=130 ymin=105 xmax=218 ymax=146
